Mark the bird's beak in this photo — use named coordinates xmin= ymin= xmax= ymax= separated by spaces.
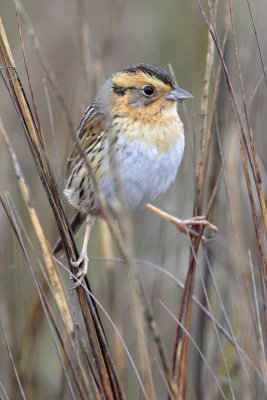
xmin=165 ymin=85 xmax=193 ymax=103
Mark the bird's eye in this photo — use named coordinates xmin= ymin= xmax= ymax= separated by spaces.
xmin=143 ymin=86 xmax=154 ymax=96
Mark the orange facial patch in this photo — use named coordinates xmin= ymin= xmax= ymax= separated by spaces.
xmin=111 ymin=72 xmax=175 ymax=122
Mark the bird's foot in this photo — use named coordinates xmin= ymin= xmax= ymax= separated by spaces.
xmin=172 ymin=215 xmax=218 ymax=242
xmin=146 ymin=205 xmax=217 ymax=242
xmin=70 ymin=251 xmax=89 ymax=288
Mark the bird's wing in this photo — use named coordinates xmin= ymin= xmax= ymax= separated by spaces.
xmin=67 ymin=103 xmax=105 ymax=175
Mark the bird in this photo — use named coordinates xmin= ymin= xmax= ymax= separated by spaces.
xmin=58 ymin=63 xmax=194 ymax=285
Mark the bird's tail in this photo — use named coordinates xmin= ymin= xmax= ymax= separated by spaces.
xmin=53 ymin=212 xmax=86 ymax=255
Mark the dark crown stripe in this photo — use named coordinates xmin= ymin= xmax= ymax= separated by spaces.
xmin=123 ymin=63 xmax=175 ymax=87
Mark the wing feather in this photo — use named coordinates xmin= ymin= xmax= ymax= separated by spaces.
xmin=67 ymin=103 xmax=105 ymax=174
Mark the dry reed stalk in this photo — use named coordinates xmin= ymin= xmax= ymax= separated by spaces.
xmin=0 ymin=15 xmax=125 ymax=399
xmin=169 ymin=3 xmax=218 ymax=399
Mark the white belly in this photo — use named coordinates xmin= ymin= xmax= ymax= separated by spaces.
xmin=100 ymin=134 xmax=185 ymax=215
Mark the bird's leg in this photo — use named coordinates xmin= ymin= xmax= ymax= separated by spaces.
xmin=146 ymin=204 xmax=217 ymax=242
xmin=71 ymin=215 xmax=94 ymax=286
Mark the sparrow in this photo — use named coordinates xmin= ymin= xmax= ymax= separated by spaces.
xmin=58 ymin=63 xmax=193 ymax=284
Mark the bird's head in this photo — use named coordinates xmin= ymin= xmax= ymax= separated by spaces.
xmin=104 ymin=63 xmax=192 ymax=121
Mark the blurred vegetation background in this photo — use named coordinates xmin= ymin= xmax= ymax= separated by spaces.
xmin=0 ymin=0 xmax=266 ymax=399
